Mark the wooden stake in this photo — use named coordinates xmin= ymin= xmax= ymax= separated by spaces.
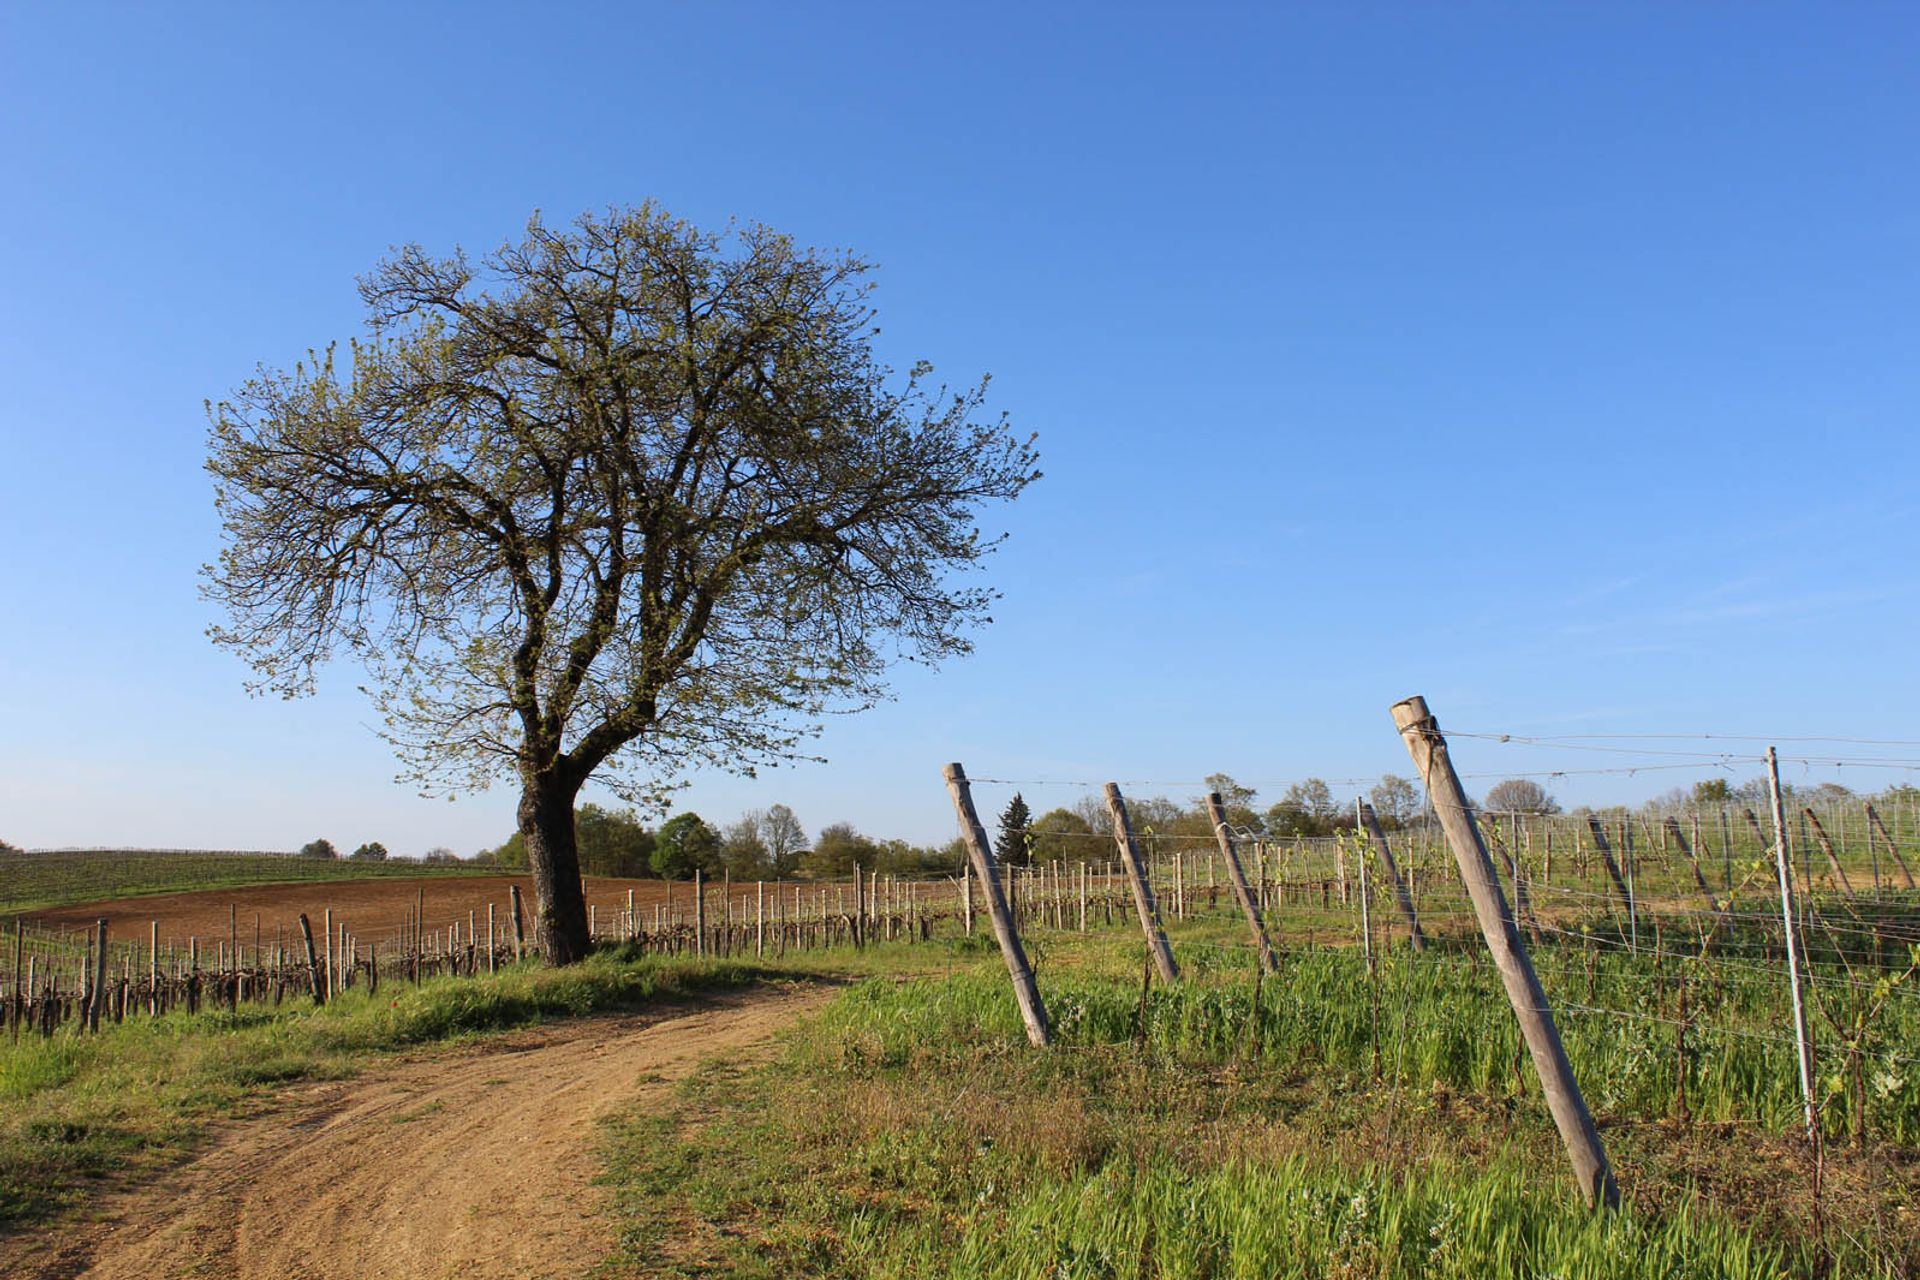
xmin=1393 ymin=695 xmax=1617 ymax=1210
xmin=297 ymin=913 xmax=324 ymax=1005
xmin=1803 ymin=809 xmax=1856 ymax=899
xmin=1357 ymin=801 xmax=1427 ymax=952
xmin=1864 ymin=803 xmax=1917 ymax=890
xmin=1205 ymin=792 xmax=1277 ymax=972
xmin=944 ymin=764 xmax=1050 ymax=1046
xmin=1105 ymin=783 xmax=1179 ymax=984
xmin=1584 ymin=816 xmax=1634 ymax=918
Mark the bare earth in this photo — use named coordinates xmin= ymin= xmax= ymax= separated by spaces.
xmin=25 ymin=875 xmax=722 ymax=949
xmin=0 ymin=987 xmax=829 ymax=1280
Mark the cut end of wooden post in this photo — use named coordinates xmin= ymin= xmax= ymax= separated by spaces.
xmin=943 ymin=763 xmax=966 ymax=783
xmin=1390 ymin=696 xmax=1431 ymax=733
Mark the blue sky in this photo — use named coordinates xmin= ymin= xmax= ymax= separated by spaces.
xmin=2 ymin=4 xmax=1917 ymax=854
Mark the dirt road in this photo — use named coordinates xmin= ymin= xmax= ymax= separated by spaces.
xmin=0 ymin=987 xmax=829 ymax=1280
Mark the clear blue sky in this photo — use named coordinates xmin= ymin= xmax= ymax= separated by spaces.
xmin=3 ymin=4 xmax=1917 ymax=855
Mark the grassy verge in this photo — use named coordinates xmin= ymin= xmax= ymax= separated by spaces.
xmin=597 ymin=929 xmax=1918 ymax=1279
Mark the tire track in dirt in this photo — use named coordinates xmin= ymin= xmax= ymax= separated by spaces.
xmin=0 ymin=986 xmax=831 ymax=1280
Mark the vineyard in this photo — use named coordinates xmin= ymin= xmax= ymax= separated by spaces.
xmin=6 ymin=715 xmax=1920 ymax=1275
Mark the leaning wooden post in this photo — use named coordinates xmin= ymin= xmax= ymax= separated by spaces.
xmin=1802 ymin=810 xmax=1857 ymax=900
xmin=943 ymin=764 xmax=1050 ymax=1047
xmin=1864 ymin=803 xmax=1917 ymax=890
xmin=1393 ymin=696 xmax=1618 ymax=1210
xmin=1105 ymin=783 xmax=1179 ymax=984
xmin=1766 ymin=748 xmax=1820 ymax=1142
xmin=296 ymin=913 xmax=324 ymax=1005
xmin=1357 ymin=801 xmax=1427 ymax=952
xmin=1583 ymin=816 xmax=1634 ymax=917
xmin=1204 ymin=793 xmax=1277 ymax=973
xmin=1662 ymin=816 xmax=1727 ymax=918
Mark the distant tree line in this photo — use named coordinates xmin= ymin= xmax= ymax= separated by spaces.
xmin=272 ymin=776 xmax=1920 ymax=878
xmin=477 ymin=802 xmax=965 ymax=881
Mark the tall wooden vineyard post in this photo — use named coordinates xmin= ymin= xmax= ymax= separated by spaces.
xmin=1204 ymin=792 xmax=1277 ymax=973
xmin=1393 ymin=695 xmax=1618 ymax=1210
xmin=944 ymin=764 xmax=1051 ymax=1047
xmin=1106 ymin=784 xmax=1179 ymax=984
xmin=1357 ymin=801 xmax=1427 ymax=952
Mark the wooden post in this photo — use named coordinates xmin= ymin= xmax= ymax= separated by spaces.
xmin=1205 ymin=793 xmax=1277 ymax=972
xmin=1356 ymin=842 xmax=1375 ymax=973
xmin=509 ymin=884 xmax=528 ymax=960
xmin=1802 ymin=809 xmax=1856 ymax=899
xmin=1662 ymin=816 xmax=1728 ymax=925
xmin=1583 ymin=816 xmax=1634 ymax=917
xmin=88 ymin=920 xmax=108 ymax=1032
xmin=943 ymin=764 xmax=1051 ymax=1046
xmin=487 ymin=903 xmax=497 ymax=973
xmin=1357 ymin=801 xmax=1427 ymax=952
xmin=1393 ymin=696 xmax=1617 ymax=1210
xmin=693 ymin=869 xmax=706 ymax=957
xmin=297 ymin=913 xmax=324 ymax=1005
xmin=228 ymin=903 xmax=238 ymax=1011
xmin=1865 ymin=803 xmax=1917 ymax=890
xmin=322 ymin=907 xmax=334 ymax=997
xmin=1766 ymin=748 xmax=1818 ymax=1142
xmin=960 ymin=859 xmax=975 ymax=935
xmin=756 ymin=881 xmax=766 ymax=957
xmin=1104 ymin=783 xmax=1179 ymax=983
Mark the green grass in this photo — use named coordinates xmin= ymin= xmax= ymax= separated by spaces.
xmin=596 ymin=925 xmax=1918 ymax=1279
xmin=0 ymin=848 xmax=491 ymax=916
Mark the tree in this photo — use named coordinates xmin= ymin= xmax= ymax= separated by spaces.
xmin=801 ymin=821 xmax=879 ymax=878
xmin=1691 ymin=778 xmax=1732 ymax=805
xmin=299 ymin=838 xmax=338 ymax=860
xmin=1369 ymin=774 xmax=1422 ymax=828
xmin=423 ymin=846 xmax=460 ymax=864
xmin=758 ymin=804 xmax=807 ymax=878
xmin=575 ymin=803 xmax=655 ymax=877
xmin=205 ymin=205 xmax=1037 ymax=964
xmin=651 ymin=812 xmax=721 ymax=880
xmin=1268 ymin=779 xmax=1335 ymax=836
xmin=720 ymin=816 xmax=771 ymax=878
xmin=349 ymin=840 xmax=389 ymax=861
xmin=995 ymin=793 xmax=1033 ymax=867
xmin=1482 ymin=778 xmax=1559 ymax=815
xmin=490 ymin=831 xmax=528 ymax=869
xmin=1028 ymin=807 xmax=1093 ymax=863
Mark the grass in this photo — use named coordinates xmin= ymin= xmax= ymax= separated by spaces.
xmin=596 ymin=923 xmax=1920 ymax=1279
xmin=0 ymin=848 xmax=490 ymax=915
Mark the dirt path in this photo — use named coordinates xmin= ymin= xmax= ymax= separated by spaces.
xmin=1 ymin=987 xmax=830 ymax=1280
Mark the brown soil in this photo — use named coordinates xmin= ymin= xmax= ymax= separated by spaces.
xmin=0 ymin=987 xmax=831 ymax=1280
xmin=25 ymin=875 xmax=748 ymax=949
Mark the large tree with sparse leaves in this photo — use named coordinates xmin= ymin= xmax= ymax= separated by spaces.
xmin=205 ymin=205 xmax=1038 ymax=964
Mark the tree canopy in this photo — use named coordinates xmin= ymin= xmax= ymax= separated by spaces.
xmin=205 ymin=204 xmax=1036 ymax=963
xmin=1482 ymin=778 xmax=1560 ymax=815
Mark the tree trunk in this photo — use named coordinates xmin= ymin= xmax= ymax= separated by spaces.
xmin=519 ymin=775 xmax=592 ymax=966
